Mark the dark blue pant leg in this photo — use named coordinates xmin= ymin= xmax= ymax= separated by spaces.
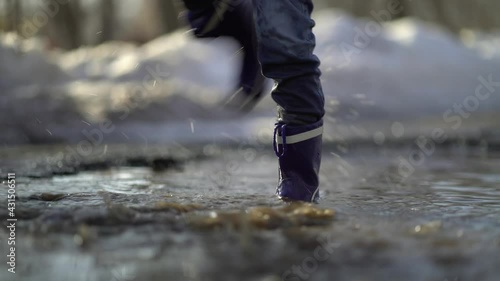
xmin=252 ymin=0 xmax=325 ymax=125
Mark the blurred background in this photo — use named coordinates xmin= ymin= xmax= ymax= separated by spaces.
xmin=1 ymin=0 xmax=500 ymax=145
xmin=3 ymin=0 xmax=500 ymax=47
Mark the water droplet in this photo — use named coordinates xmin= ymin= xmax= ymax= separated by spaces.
xmin=374 ymin=131 xmax=385 ymax=145
xmin=391 ymin=122 xmax=405 ymax=138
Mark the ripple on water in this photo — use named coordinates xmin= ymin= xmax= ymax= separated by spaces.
xmin=51 ymin=167 xmax=154 ymax=195
xmin=430 ymin=172 xmax=500 ymax=219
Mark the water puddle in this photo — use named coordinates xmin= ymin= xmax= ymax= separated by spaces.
xmin=2 ymin=146 xmax=500 ymax=281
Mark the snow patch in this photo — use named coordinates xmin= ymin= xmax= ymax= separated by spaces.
xmin=1 ymin=10 xmax=500 ymax=144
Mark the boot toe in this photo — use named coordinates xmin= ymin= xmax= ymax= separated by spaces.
xmin=276 ymin=178 xmax=319 ymax=203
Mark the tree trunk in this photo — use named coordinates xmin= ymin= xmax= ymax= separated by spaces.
xmin=51 ymin=0 xmax=82 ymax=49
xmin=99 ymin=0 xmax=115 ymax=43
xmin=5 ymin=0 xmax=22 ymax=33
xmin=155 ymin=0 xmax=180 ymax=34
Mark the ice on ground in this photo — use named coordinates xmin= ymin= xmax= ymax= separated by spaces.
xmin=1 ymin=9 xmax=500 ymax=144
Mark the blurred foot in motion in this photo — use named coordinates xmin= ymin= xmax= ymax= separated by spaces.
xmin=181 ymin=0 xmax=265 ymax=112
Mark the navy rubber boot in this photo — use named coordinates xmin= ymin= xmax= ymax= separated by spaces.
xmin=274 ymin=119 xmax=323 ymax=203
xmin=182 ymin=0 xmax=265 ymax=112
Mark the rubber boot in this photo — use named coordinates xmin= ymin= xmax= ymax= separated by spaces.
xmin=274 ymin=119 xmax=323 ymax=203
xmin=182 ymin=0 xmax=265 ymax=112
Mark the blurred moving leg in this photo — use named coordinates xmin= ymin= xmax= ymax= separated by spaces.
xmin=181 ymin=0 xmax=265 ymax=112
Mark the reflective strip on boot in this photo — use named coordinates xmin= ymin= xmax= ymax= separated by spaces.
xmin=310 ymin=187 xmax=319 ymax=203
xmin=277 ymin=126 xmax=323 ymax=144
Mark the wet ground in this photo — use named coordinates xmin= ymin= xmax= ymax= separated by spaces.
xmin=0 ymin=142 xmax=499 ymax=281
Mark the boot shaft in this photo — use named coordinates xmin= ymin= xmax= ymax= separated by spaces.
xmin=275 ymin=120 xmax=323 ymax=203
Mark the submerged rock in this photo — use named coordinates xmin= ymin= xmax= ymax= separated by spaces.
xmin=187 ymin=203 xmax=335 ymax=230
xmin=29 ymin=193 xmax=68 ymax=201
xmin=152 ymin=202 xmax=204 ymax=213
xmin=413 ymin=221 xmax=443 ymax=235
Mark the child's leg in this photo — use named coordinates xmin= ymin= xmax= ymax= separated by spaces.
xmin=253 ymin=0 xmax=325 ymax=202
xmin=253 ymin=0 xmax=325 ymax=125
